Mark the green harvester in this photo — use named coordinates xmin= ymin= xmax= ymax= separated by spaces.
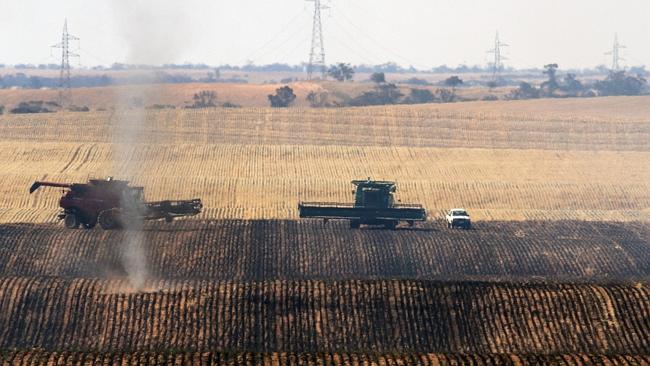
xmin=298 ymin=179 xmax=427 ymax=230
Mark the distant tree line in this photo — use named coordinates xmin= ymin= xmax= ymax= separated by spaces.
xmin=4 ymin=61 xmax=647 ymax=77
xmin=296 ymin=73 xmax=468 ymax=108
xmin=509 ymin=64 xmax=647 ymax=100
xmin=0 ymin=70 xmax=247 ymax=89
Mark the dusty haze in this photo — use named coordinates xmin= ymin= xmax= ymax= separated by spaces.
xmin=2 ymin=0 xmax=649 ymax=69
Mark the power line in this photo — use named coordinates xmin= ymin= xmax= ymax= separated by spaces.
xmin=307 ymin=0 xmax=327 ymax=80
xmin=248 ymin=21 xmax=308 ymax=65
xmin=328 ymin=16 xmax=383 ymax=65
xmin=240 ymin=7 xmax=308 ymax=64
xmin=605 ymin=33 xmax=625 ymax=71
xmin=327 ymin=30 xmax=377 ymax=66
xmin=331 ymin=6 xmax=420 ymax=67
xmin=51 ymin=19 xmax=79 ymax=107
xmin=487 ymin=31 xmax=508 ymax=82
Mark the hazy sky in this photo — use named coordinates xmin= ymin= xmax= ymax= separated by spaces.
xmin=3 ymin=0 xmax=649 ymax=69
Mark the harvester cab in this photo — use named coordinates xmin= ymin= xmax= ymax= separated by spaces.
xmin=29 ymin=178 xmax=202 ymax=230
xmin=352 ymin=180 xmax=396 ymax=209
xmin=299 ymin=179 xmax=426 ymax=230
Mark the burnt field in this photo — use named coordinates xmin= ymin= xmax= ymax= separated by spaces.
xmin=2 ymin=352 xmax=649 ymax=366
xmin=0 ymin=220 xmax=648 ymax=363
xmin=0 ymin=277 xmax=647 ymax=355
xmin=0 ymin=220 xmax=647 ymax=281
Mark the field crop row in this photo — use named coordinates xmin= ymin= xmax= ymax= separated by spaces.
xmin=2 ymin=351 xmax=649 ymax=365
xmin=0 ymin=277 xmax=647 ymax=354
xmin=0 ymin=141 xmax=648 ymax=223
xmin=0 ymin=220 xmax=647 ymax=281
xmin=0 ymin=106 xmax=648 ymax=150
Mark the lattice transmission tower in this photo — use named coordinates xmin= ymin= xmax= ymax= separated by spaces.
xmin=52 ymin=19 xmax=79 ymax=107
xmin=306 ymin=0 xmax=328 ymax=80
xmin=487 ymin=31 xmax=508 ymax=83
xmin=605 ymin=33 xmax=625 ymax=71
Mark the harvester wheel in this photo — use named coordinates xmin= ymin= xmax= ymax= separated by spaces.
xmin=385 ymin=221 xmax=398 ymax=230
xmin=349 ymin=220 xmax=361 ymax=229
xmin=64 ymin=213 xmax=80 ymax=229
xmin=98 ymin=210 xmax=119 ymax=230
xmin=165 ymin=216 xmax=173 ymax=223
xmin=83 ymin=220 xmax=97 ymax=229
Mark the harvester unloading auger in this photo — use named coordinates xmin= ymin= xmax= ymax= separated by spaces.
xmin=29 ymin=178 xmax=202 ymax=230
xmin=299 ymin=179 xmax=427 ymax=229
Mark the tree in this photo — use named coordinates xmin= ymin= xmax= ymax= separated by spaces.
xmin=628 ymin=66 xmax=646 ymax=76
xmin=595 ymin=71 xmax=647 ymax=96
xmin=327 ymin=63 xmax=355 ymax=82
xmin=435 ymin=88 xmax=455 ymax=103
xmin=189 ymin=90 xmax=217 ymax=108
xmin=444 ymin=76 xmax=463 ymax=100
xmin=508 ymin=82 xmax=540 ymax=100
xmin=306 ymin=91 xmax=330 ymax=108
xmin=541 ymin=63 xmax=559 ymax=96
xmin=0 ymin=105 xmax=4 ymax=115
xmin=444 ymin=76 xmax=463 ymax=89
xmin=404 ymin=89 xmax=434 ymax=104
xmin=206 ymin=69 xmax=221 ymax=82
xmin=403 ymin=77 xmax=430 ymax=86
xmin=561 ymin=73 xmax=584 ymax=95
xmin=370 ymin=72 xmax=386 ymax=84
xmin=268 ymin=86 xmax=296 ymax=107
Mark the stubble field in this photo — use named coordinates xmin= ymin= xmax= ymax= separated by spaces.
xmin=0 ymin=96 xmax=648 ymax=364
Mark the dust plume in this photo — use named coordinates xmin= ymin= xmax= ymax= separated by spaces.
xmin=109 ymin=1 xmax=192 ymax=291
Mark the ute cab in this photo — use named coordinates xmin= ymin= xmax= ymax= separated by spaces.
xmin=446 ymin=208 xmax=471 ymax=229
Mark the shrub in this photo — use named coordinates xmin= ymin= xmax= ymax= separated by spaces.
xmin=561 ymin=73 xmax=584 ymax=96
xmin=370 ymin=72 xmax=386 ymax=84
xmin=403 ymin=77 xmax=431 ymax=86
xmin=349 ymin=83 xmax=403 ymax=106
xmin=444 ymin=76 xmax=463 ymax=89
xmin=404 ymin=89 xmax=435 ymax=104
xmin=595 ymin=71 xmax=646 ymax=96
xmin=435 ymin=88 xmax=455 ymax=103
xmin=10 ymin=101 xmax=55 ymax=114
xmin=268 ymin=86 xmax=296 ymax=108
xmin=306 ymin=91 xmax=331 ymax=108
xmin=221 ymin=102 xmax=241 ymax=108
xmin=146 ymin=104 xmax=176 ymax=110
xmin=187 ymin=91 xmax=217 ymax=108
xmin=68 ymin=105 xmax=90 ymax=112
xmin=508 ymin=82 xmax=540 ymax=100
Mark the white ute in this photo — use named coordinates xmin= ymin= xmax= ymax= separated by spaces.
xmin=446 ymin=208 xmax=471 ymax=229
